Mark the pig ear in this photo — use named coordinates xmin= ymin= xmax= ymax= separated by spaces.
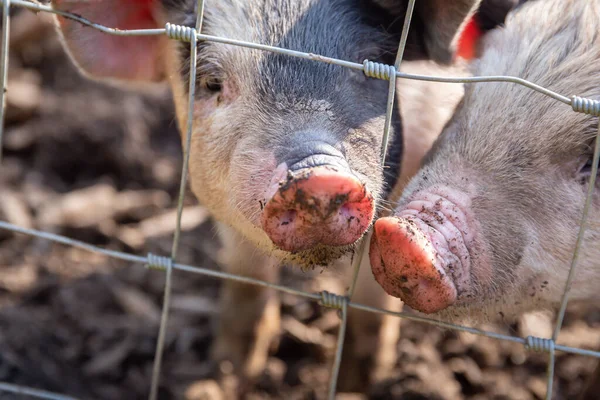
xmin=414 ymin=0 xmax=482 ymax=63
xmin=455 ymin=13 xmax=483 ymax=60
xmin=456 ymin=0 xmax=520 ymax=60
xmin=372 ymin=0 xmax=481 ymax=64
xmin=51 ymin=0 xmax=166 ymax=82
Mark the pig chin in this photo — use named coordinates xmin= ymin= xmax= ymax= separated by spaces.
xmin=280 ymin=243 xmax=357 ymax=270
xmin=370 ymin=185 xmax=493 ymax=314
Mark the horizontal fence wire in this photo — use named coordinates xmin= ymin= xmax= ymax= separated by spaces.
xmin=0 ymin=382 xmax=79 ymax=400
xmin=2 ymin=220 xmax=600 ymax=362
xmin=0 ymin=1 xmax=599 ymax=400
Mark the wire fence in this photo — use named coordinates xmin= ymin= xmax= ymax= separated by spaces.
xmin=0 ymin=0 xmax=599 ymax=399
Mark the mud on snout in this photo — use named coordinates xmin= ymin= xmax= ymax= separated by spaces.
xmin=369 ymin=186 xmax=484 ymax=314
xmin=262 ymin=164 xmax=375 ymax=266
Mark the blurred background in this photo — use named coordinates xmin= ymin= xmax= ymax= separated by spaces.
xmin=0 ymin=4 xmax=599 ymax=400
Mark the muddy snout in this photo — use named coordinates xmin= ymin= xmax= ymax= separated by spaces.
xmin=261 ymin=145 xmax=374 ymax=252
xmin=369 ymin=188 xmax=476 ymax=314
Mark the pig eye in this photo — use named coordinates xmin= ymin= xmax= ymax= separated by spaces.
xmin=204 ymin=77 xmax=222 ymax=92
xmin=198 ymin=75 xmax=222 ymax=93
xmin=581 ymin=157 xmax=597 ymax=174
xmin=206 ymin=80 xmax=222 ymax=92
xmin=578 ymin=156 xmax=600 ymax=182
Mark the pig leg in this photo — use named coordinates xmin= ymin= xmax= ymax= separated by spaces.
xmin=211 ymin=223 xmax=281 ymax=382
xmin=337 ymin=232 xmax=403 ymax=391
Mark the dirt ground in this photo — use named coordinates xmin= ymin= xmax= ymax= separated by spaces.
xmin=1 ymin=6 xmax=599 ymax=400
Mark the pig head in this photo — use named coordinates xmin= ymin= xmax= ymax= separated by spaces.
xmin=370 ymin=0 xmax=600 ymax=323
xmin=49 ymin=0 xmax=481 ymax=268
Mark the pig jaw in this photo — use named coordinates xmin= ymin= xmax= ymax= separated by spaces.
xmin=370 ymin=185 xmax=492 ymax=314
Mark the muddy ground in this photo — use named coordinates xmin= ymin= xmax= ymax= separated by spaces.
xmin=0 ymin=6 xmax=599 ymax=400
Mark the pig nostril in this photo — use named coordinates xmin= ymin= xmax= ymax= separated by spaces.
xmin=280 ymin=209 xmax=297 ymax=226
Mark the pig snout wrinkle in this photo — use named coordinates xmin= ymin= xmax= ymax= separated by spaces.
xmin=261 ymin=165 xmax=374 ymax=252
xmin=370 ymin=188 xmax=475 ymax=314
xmin=282 ymin=141 xmax=349 ymax=172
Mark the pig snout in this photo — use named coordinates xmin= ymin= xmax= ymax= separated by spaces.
xmin=369 ymin=187 xmax=477 ymax=314
xmin=261 ymin=143 xmax=374 ymax=252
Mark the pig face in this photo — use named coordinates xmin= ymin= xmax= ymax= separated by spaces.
xmin=370 ymin=0 xmax=600 ymax=322
xmin=51 ymin=0 xmax=480 ymax=267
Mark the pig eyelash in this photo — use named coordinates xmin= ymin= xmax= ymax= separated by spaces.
xmin=200 ymin=76 xmax=222 ymax=93
xmin=579 ymin=157 xmax=599 ymax=177
xmin=195 ymin=67 xmax=223 ymax=94
xmin=195 ymin=59 xmax=224 ymax=94
xmin=576 ymin=155 xmax=600 ymax=185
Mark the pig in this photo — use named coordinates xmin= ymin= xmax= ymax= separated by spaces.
xmin=370 ymin=0 xmax=600 ymax=325
xmin=48 ymin=0 xmax=482 ymax=390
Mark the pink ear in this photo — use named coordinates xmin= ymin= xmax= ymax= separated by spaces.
xmin=52 ymin=0 xmax=165 ymax=82
xmin=455 ymin=15 xmax=482 ymax=60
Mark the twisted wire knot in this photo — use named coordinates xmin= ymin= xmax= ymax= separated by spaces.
xmin=165 ymin=23 xmax=196 ymax=43
xmin=319 ymin=291 xmax=348 ymax=310
xmin=572 ymin=96 xmax=600 ymax=116
xmin=363 ymin=60 xmax=396 ymax=81
xmin=146 ymin=253 xmax=173 ymax=271
xmin=524 ymin=336 xmax=555 ymax=353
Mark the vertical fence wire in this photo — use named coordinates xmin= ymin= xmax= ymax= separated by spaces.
xmin=346 ymin=0 xmax=415 ymax=300
xmin=546 ymin=346 xmax=556 ymax=400
xmin=328 ymin=301 xmax=348 ymax=399
xmin=339 ymin=2 xmax=414 ymax=398
xmin=147 ymin=2 xmax=204 ymax=398
xmin=318 ymin=292 xmax=349 ymax=399
xmin=0 ymin=0 xmax=10 ymax=163
xmin=553 ymin=120 xmax=600 ymax=339
xmin=544 ymin=117 xmax=600 ymax=399
xmin=340 ymin=3 xmax=414 ymax=397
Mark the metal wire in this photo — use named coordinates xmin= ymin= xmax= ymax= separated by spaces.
xmin=525 ymin=336 xmax=557 ymax=400
xmin=572 ymin=95 xmax=600 ymax=116
xmin=146 ymin=253 xmax=174 ymax=272
xmin=2 ymin=219 xmax=600 ymax=362
xmin=347 ymin=0 xmax=414 ymax=301
xmin=147 ymin=252 xmax=174 ymax=400
xmin=195 ymin=0 xmax=205 ymax=32
xmin=319 ymin=291 xmax=349 ymax=398
xmin=546 ymin=117 xmax=600 ymax=399
xmin=0 ymin=2 xmax=599 ymax=400
xmin=553 ymin=119 xmax=600 ymax=339
xmin=148 ymin=0 xmax=202 ymax=392
xmin=0 ymin=0 xmax=10 ymax=163
xmin=346 ymin=237 xmax=367 ymax=298
xmin=363 ymin=60 xmax=396 ymax=80
xmin=165 ymin=22 xmax=195 ymax=42
xmin=0 ymin=383 xmax=79 ymax=400
xmin=394 ymin=0 xmax=416 ymax=68
xmin=345 ymin=0 xmax=413 ymax=342
xmin=2 ymin=0 xmax=574 ymax=105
